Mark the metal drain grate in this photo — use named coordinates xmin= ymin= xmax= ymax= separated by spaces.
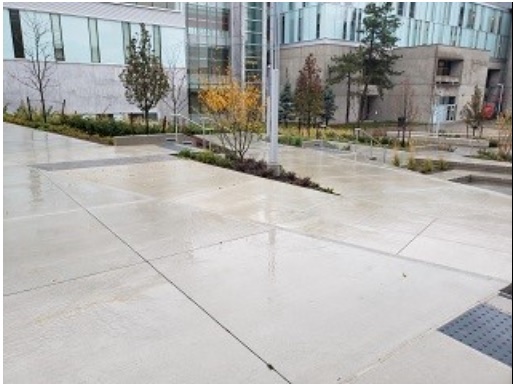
xmin=439 ymin=303 xmax=512 ymax=366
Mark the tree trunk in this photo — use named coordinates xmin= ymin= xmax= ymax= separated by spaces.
xmin=26 ymin=97 xmax=33 ymax=121
xmin=144 ymin=109 xmax=149 ymax=134
xmin=359 ymin=86 xmax=369 ymax=126
xmin=173 ymin=104 xmax=177 ymax=133
xmin=39 ymin=90 xmax=47 ymax=123
xmin=346 ymin=73 xmax=351 ymax=123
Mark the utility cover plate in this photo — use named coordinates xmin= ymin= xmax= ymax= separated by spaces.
xmin=439 ymin=303 xmax=512 ymax=367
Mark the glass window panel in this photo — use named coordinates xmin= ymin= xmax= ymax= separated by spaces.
xmin=122 ymin=22 xmax=131 ymax=63
xmin=88 ymin=18 xmax=100 ymax=63
xmin=153 ymin=25 xmax=161 ymax=59
xmin=8 ymin=9 xmax=24 ymax=58
xmin=50 ymin=14 xmax=65 ymax=61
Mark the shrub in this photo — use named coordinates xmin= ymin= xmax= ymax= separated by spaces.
xmin=278 ymin=135 xmax=303 ymax=147
xmin=420 ymin=158 xmax=433 ymax=174
xmin=438 ymin=158 xmax=450 ymax=171
xmin=392 ymin=151 xmax=401 ymax=167
xmin=178 ymin=149 xmax=193 ymax=158
xmin=407 ymin=155 xmax=417 ymax=170
xmin=380 ymin=137 xmax=392 ymax=146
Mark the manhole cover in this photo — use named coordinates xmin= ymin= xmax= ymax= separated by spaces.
xmin=439 ymin=303 xmax=512 ymax=366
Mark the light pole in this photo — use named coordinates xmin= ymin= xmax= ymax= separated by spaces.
xmin=267 ymin=2 xmax=280 ymax=174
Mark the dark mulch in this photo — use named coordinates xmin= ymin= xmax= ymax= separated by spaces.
xmin=177 ymin=149 xmax=337 ymax=195
xmin=500 ymin=283 xmax=512 ymax=299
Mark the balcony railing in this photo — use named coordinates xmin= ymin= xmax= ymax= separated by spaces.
xmin=435 ymin=75 xmax=460 ymax=85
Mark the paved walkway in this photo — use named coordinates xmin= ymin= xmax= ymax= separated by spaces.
xmin=3 ymin=123 xmax=512 ymax=383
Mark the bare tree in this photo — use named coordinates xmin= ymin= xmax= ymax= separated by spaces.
xmin=396 ymin=77 xmax=419 ymax=146
xmin=162 ymin=45 xmax=188 ymax=133
xmin=11 ymin=12 xmax=56 ymax=123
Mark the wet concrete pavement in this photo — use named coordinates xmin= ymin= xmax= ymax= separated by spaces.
xmin=3 ymin=123 xmax=512 ymax=383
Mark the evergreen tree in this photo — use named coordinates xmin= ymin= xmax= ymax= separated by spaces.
xmin=320 ymin=84 xmax=337 ymax=126
xmin=279 ymin=79 xmax=295 ymax=128
xmin=119 ymin=24 xmax=169 ymax=133
xmin=294 ymin=53 xmax=323 ymax=135
xmin=356 ymin=2 xmax=402 ymax=122
xmin=328 ymin=51 xmax=360 ymax=123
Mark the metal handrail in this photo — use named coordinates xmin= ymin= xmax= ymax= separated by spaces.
xmin=354 ymin=128 xmax=388 ymax=163
xmin=169 ymin=113 xmax=212 ymax=149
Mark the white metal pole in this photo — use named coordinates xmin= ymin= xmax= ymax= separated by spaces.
xmin=269 ymin=2 xmax=280 ymax=170
xmin=270 ymin=69 xmax=279 ymax=166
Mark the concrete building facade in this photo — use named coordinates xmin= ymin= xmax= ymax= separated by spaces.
xmin=276 ymin=2 xmax=512 ymax=125
xmin=3 ymin=2 xmax=510 ymax=126
xmin=2 ymin=2 xmax=266 ymax=121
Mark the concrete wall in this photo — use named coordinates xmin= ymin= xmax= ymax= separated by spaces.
xmin=3 ymin=60 xmax=188 ymax=119
xmin=279 ymin=40 xmax=361 ymax=124
xmin=441 ymin=46 xmax=489 ymax=120
xmin=374 ymin=45 xmax=490 ymax=125
xmin=371 ymin=45 xmax=438 ymax=124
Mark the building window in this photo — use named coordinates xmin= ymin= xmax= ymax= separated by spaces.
xmin=153 ymin=25 xmax=161 ymax=59
xmin=298 ymin=8 xmax=303 ymax=41
xmin=281 ymin=14 xmax=285 ymax=43
xmin=409 ymin=3 xmax=415 ymax=18
xmin=122 ymin=22 xmax=131 ymax=63
xmin=350 ymin=9 xmax=356 ymax=41
xmin=489 ymin=16 xmax=496 ymax=33
xmin=221 ymin=9 xmax=230 ymax=31
xmin=497 ymin=14 xmax=502 ymax=34
xmin=50 ymin=14 xmax=65 ymax=61
xmin=442 ymin=3 xmax=450 ymax=24
xmin=458 ymin=4 xmax=465 ymax=27
xmin=8 ymin=9 xmax=24 ymax=58
xmin=397 ymin=2 xmax=405 ymax=16
xmin=316 ymin=9 xmax=321 ymax=39
xmin=88 ymin=18 xmax=101 ymax=63
xmin=437 ymin=60 xmax=452 ymax=76
xmin=467 ymin=4 xmax=476 ymax=29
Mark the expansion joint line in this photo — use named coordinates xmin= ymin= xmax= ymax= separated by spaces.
xmin=395 ymin=217 xmax=438 ymax=256
xmin=42 ymin=172 xmax=293 ymax=384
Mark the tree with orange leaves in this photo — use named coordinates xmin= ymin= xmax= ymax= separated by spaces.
xmin=199 ymin=74 xmax=262 ymax=160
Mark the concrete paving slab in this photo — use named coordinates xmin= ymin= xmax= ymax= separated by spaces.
xmin=4 ymin=264 xmax=285 ymax=384
xmin=90 ymin=200 xmax=270 ymax=260
xmin=58 ymin=158 xmax=255 ymax=200
xmin=346 ymin=331 xmax=511 ymax=384
xmin=152 ymin=229 xmax=506 ymax=384
xmin=4 ymin=124 xmax=512 ymax=383
xmin=3 ymin=209 xmax=142 ymax=294
xmin=3 ymin=167 xmax=81 ymax=219
xmin=400 ymin=235 xmax=512 ymax=281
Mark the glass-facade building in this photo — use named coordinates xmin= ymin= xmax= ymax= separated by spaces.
xmin=277 ymin=2 xmax=511 ymax=60
xmin=186 ymin=2 xmax=265 ymax=114
xmin=186 ymin=2 xmax=231 ymax=113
